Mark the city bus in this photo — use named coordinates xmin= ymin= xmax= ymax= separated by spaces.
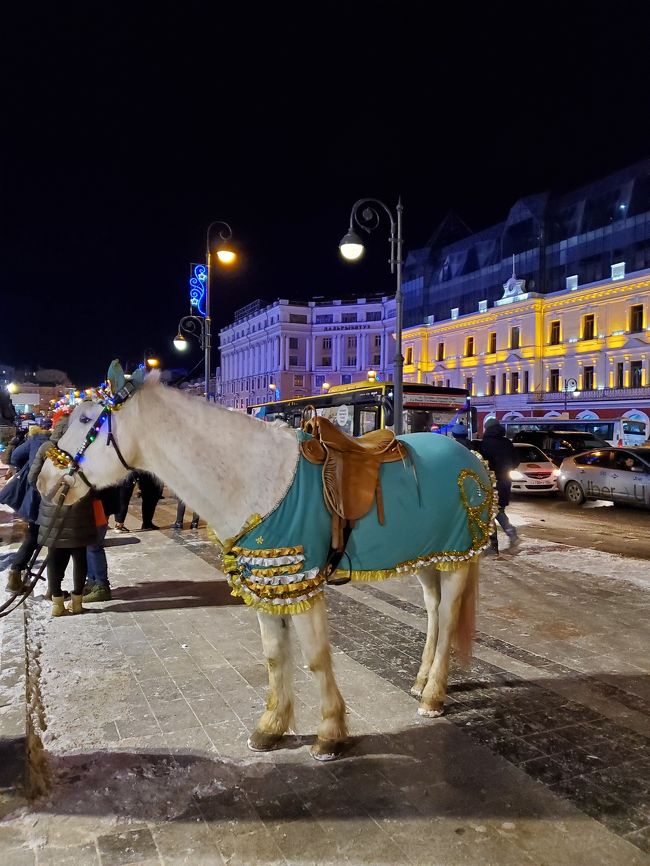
xmin=502 ymin=416 xmax=647 ymax=447
xmin=247 ymin=382 xmax=473 ymax=437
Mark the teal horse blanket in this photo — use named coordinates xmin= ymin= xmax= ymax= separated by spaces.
xmin=224 ymin=431 xmax=495 ymax=615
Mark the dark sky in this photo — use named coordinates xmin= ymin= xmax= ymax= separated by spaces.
xmin=3 ymin=1 xmax=650 ymax=385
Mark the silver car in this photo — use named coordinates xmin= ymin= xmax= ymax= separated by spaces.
xmin=557 ymin=447 xmax=650 ymax=506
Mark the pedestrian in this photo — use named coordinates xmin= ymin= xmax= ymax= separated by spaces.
xmin=451 ymin=421 xmax=471 ymax=448
xmin=0 ymin=420 xmax=51 ymax=592
xmin=30 ymin=413 xmax=98 ymax=616
xmin=171 ymin=497 xmax=200 ymax=530
xmin=1 ymin=426 xmax=27 ymax=476
xmin=83 ymin=482 xmax=123 ymax=602
xmin=138 ymin=471 xmax=164 ymax=530
xmin=470 ymin=418 xmax=520 ymax=553
xmin=114 ymin=471 xmax=137 ymax=532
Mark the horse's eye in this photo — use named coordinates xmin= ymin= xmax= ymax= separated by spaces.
xmin=79 ymin=415 xmax=92 ymax=424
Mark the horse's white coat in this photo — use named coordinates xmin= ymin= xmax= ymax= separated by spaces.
xmin=38 ymin=374 xmax=299 ymax=545
xmin=37 ymin=375 xmax=479 ymax=758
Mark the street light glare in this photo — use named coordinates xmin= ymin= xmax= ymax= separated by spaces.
xmin=173 ymin=334 xmax=189 ymax=351
xmin=339 ymin=230 xmax=365 ymax=261
xmin=216 ymin=247 xmax=236 ymax=265
xmin=146 ymin=357 xmax=160 ymax=368
xmin=7 ymin=382 xmax=18 ymax=394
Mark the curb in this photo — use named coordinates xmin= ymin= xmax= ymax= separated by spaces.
xmin=0 ymin=601 xmax=29 ymax=817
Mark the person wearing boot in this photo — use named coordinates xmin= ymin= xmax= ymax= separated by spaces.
xmin=0 ymin=420 xmax=51 ymax=593
xmin=171 ymin=497 xmax=200 ymax=530
xmin=30 ymin=413 xmax=97 ymax=615
xmin=470 ymin=418 xmax=520 ymax=554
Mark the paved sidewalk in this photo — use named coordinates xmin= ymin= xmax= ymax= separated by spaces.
xmin=0 ymin=499 xmax=649 ymax=865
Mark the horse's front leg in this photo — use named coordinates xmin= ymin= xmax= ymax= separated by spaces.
xmin=411 ymin=566 xmax=441 ymax=698
xmin=291 ymin=597 xmax=348 ymax=761
xmin=418 ymin=562 xmax=472 ymax=718
xmin=248 ymin=612 xmax=295 ymax=752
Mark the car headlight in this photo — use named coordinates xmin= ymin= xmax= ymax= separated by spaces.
xmin=510 ymin=470 xmax=525 ymax=481
xmin=552 ymin=468 xmax=560 ymax=478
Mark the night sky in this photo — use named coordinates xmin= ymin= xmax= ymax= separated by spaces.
xmin=3 ymin=2 xmax=650 ymax=386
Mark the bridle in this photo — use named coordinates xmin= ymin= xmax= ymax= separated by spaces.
xmin=45 ymin=380 xmax=137 ymax=491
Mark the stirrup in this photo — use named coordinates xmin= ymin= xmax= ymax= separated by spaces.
xmin=325 ymin=573 xmax=351 ymax=586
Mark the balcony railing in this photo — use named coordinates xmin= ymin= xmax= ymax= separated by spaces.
xmin=531 ymin=386 xmax=650 ymax=402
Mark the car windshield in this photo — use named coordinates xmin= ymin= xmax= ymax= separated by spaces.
xmin=515 ymin=446 xmax=548 ymax=463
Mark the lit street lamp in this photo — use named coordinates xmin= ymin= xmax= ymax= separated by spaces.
xmin=173 ymin=221 xmax=236 ymax=401
xmin=204 ymin=221 xmax=236 ymax=401
xmin=340 ymin=198 xmax=404 ymax=435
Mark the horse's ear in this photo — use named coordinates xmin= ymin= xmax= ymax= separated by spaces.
xmin=130 ymin=366 xmax=146 ymax=388
xmin=107 ymin=359 xmax=125 ymax=394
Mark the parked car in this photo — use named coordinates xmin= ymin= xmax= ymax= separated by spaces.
xmin=510 ymin=443 xmax=559 ymax=494
xmin=511 ymin=430 xmax=609 ymax=466
xmin=557 ymin=447 xmax=650 ymax=506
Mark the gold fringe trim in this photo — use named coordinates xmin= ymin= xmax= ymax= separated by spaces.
xmin=238 ymin=574 xmax=325 ymax=599
xmin=229 ymin=584 xmax=319 ymax=616
xmin=214 ymin=513 xmax=264 ymax=553
xmin=247 ymin=562 xmax=304 ymax=577
xmin=232 ymin=544 xmax=304 ymax=558
xmin=334 ymin=551 xmax=485 ymax=582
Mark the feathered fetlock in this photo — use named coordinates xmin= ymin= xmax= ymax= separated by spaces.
xmin=68 ymin=593 xmax=84 ymax=615
xmin=51 ymin=596 xmax=70 ymax=617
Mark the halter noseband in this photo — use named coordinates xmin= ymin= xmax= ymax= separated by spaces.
xmin=46 ymin=380 xmax=137 ymax=490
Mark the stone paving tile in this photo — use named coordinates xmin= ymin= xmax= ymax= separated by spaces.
xmin=326 ymin=584 xmax=650 ymax=855
xmin=4 ymin=511 xmax=650 ymax=865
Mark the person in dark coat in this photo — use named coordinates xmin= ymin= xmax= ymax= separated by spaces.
xmin=30 ymin=415 xmax=97 ymax=616
xmin=138 ymin=471 xmax=164 ymax=530
xmin=1 ymin=426 xmax=27 ymax=473
xmin=1 ymin=422 xmax=51 ymax=592
xmin=470 ymin=418 xmax=520 ymax=553
xmin=451 ymin=421 xmax=472 ymax=448
xmin=113 ymin=471 xmax=137 ymax=532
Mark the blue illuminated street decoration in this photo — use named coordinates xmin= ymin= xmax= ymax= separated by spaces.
xmin=189 ymin=263 xmax=207 ymax=317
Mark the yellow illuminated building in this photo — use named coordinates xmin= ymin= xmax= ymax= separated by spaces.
xmin=403 ymin=267 xmax=650 ymax=429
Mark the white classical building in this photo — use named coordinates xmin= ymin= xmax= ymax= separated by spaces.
xmin=218 ymin=295 xmax=396 ymax=408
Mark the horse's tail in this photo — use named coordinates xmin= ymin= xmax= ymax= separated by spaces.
xmin=454 ymin=558 xmax=479 ymax=664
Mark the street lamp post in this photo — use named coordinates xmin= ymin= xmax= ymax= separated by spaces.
xmin=339 ymin=198 xmax=404 ymax=435
xmin=204 ymin=221 xmax=236 ymax=402
xmin=174 ymin=222 xmax=236 ymax=401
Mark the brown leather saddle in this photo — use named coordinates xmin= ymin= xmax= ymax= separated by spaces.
xmin=300 ymin=409 xmax=408 ymax=583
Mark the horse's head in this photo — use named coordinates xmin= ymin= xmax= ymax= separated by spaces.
xmin=36 ymin=360 xmax=145 ymax=505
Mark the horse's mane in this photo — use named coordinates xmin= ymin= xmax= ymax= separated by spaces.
xmin=140 ymin=372 xmax=292 ymax=435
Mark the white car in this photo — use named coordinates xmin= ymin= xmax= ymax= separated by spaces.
xmin=510 ymin=442 xmax=559 ymax=494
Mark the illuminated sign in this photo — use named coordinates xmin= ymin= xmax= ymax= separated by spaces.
xmin=189 ymin=263 xmax=207 ymax=317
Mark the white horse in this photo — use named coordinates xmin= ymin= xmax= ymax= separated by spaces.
xmin=37 ymin=365 xmax=494 ymax=761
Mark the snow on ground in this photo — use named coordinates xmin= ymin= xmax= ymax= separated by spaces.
xmin=514 ymin=537 xmax=650 ymax=590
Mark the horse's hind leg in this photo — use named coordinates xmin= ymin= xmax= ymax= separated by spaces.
xmin=248 ymin=612 xmax=295 ymax=752
xmin=411 ymin=566 xmax=441 ymax=698
xmin=291 ymin=597 xmax=348 ymax=761
xmin=418 ymin=562 xmax=473 ymax=718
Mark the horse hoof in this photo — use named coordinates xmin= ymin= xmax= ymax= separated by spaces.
xmin=410 ymin=685 xmax=423 ymax=698
xmin=418 ymin=702 xmax=444 ymax=718
xmin=247 ymin=731 xmax=284 ymax=752
xmin=310 ymin=738 xmax=346 ymax=762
